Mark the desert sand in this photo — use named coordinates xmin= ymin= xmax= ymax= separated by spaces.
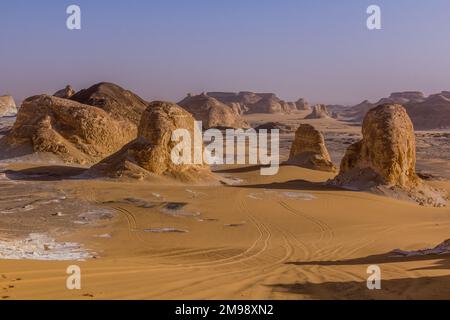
xmin=1 ymin=110 xmax=449 ymax=300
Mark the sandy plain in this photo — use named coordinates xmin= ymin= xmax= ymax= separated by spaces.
xmin=0 ymin=111 xmax=449 ymax=300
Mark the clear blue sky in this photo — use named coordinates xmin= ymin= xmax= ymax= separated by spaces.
xmin=1 ymin=0 xmax=450 ymax=105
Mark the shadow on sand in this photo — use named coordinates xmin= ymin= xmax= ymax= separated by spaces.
xmin=287 ymin=252 xmax=450 ymax=270
xmin=267 ymin=274 xmax=450 ymax=299
xmin=4 ymin=165 xmax=88 ymax=181
xmin=269 ymin=253 xmax=450 ymax=299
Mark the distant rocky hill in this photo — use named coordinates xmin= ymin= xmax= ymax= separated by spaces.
xmin=203 ymin=91 xmax=307 ymax=114
xmin=178 ymin=93 xmax=249 ymax=129
xmin=406 ymin=93 xmax=450 ymax=129
xmin=344 ymin=91 xmax=450 ymax=129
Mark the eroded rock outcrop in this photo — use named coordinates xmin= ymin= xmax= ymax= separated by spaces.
xmin=0 ymin=95 xmax=17 ymax=117
xmin=70 ymin=82 xmax=148 ymax=128
xmin=89 ymin=101 xmax=216 ymax=183
xmin=304 ymin=104 xmax=330 ymax=119
xmin=287 ymin=124 xmax=336 ymax=172
xmin=0 ymin=95 xmax=135 ymax=164
xmin=53 ymin=85 xmax=75 ymax=99
xmin=178 ymin=93 xmax=249 ymax=129
xmin=331 ymin=104 xmax=447 ymax=206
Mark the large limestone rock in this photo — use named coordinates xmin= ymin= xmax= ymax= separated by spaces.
xmin=304 ymin=104 xmax=330 ymax=119
xmin=332 ymin=104 xmax=447 ymax=206
xmin=0 ymin=95 xmax=17 ymax=117
xmin=70 ymin=82 xmax=148 ymax=128
xmin=178 ymin=93 xmax=249 ymax=129
xmin=89 ymin=101 xmax=216 ymax=183
xmin=287 ymin=124 xmax=336 ymax=172
xmin=53 ymin=85 xmax=75 ymax=99
xmin=0 ymin=95 xmax=135 ymax=164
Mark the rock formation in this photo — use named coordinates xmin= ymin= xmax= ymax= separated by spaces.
xmin=287 ymin=124 xmax=336 ymax=172
xmin=53 ymin=85 xmax=75 ymax=99
xmin=89 ymin=101 xmax=216 ymax=183
xmin=0 ymin=95 xmax=135 ymax=164
xmin=246 ymin=94 xmax=285 ymax=114
xmin=331 ymin=104 xmax=447 ymax=206
xmin=70 ymin=82 xmax=148 ymax=128
xmin=205 ymin=91 xmax=301 ymax=114
xmin=0 ymin=95 xmax=17 ymax=117
xmin=295 ymin=98 xmax=310 ymax=111
xmin=304 ymin=104 xmax=331 ymax=119
xmin=178 ymin=93 xmax=249 ymax=129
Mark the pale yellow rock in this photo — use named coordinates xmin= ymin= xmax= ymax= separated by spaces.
xmin=332 ymin=104 xmax=447 ymax=206
xmin=287 ymin=124 xmax=336 ymax=172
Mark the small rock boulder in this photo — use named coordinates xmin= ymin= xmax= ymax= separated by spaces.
xmin=287 ymin=124 xmax=336 ymax=172
xmin=331 ymin=104 xmax=447 ymax=206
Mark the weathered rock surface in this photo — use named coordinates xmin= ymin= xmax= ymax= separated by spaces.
xmin=53 ymin=85 xmax=75 ymax=99
xmin=178 ymin=93 xmax=249 ymax=129
xmin=304 ymin=104 xmax=331 ymax=119
xmin=287 ymin=124 xmax=336 ymax=172
xmin=331 ymin=104 xmax=447 ymax=206
xmin=89 ymin=101 xmax=216 ymax=183
xmin=0 ymin=95 xmax=134 ymax=164
xmin=70 ymin=82 xmax=148 ymax=128
xmin=0 ymin=95 xmax=17 ymax=117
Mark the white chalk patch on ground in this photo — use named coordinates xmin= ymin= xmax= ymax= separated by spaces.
xmin=94 ymin=233 xmax=112 ymax=238
xmin=185 ymin=189 xmax=207 ymax=198
xmin=281 ymin=192 xmax=317 ymax=200
xmin=392 ymin=239 xmax=450 ymax=256
xmin=0 ymin=233 xmax=94 ymax=261
xmin=221 ymin=176 xmax=245 ymax=185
